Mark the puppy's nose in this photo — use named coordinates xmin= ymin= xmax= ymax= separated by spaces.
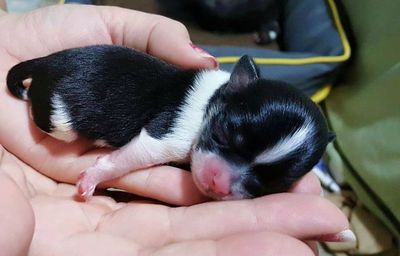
xmin=202 ymin=164 xmax=231 ymax=196
xmin=191 ymin=150 xmax=233 ymax=198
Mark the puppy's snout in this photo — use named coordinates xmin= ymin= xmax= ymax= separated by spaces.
xmin=191 ymin=150 xmax=237 ymax=199
xmin=202 ymin=161 xmax=231 ymax=196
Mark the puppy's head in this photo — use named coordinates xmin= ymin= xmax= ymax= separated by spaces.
xmin=191 ymin=55 xmax=333 ymax=200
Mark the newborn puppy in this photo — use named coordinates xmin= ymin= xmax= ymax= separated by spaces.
xmin=7 ymin=45 xmax=333 ymax=200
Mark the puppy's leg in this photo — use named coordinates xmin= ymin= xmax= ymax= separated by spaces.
xmin=77 ymin=129 xmax=188 ymax=200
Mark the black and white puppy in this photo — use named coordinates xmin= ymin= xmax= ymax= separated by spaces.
xmin=7 ymin=45 xmax=333 ymax=200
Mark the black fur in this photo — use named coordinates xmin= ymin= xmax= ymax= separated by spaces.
xmin=7 ymin=45 xmax=198 ymax=147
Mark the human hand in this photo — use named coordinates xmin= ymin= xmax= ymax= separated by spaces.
xmin=0 ymin=5 xmax=355 ymax=255
xmin=0 ymin=146 xmax=352 ymax=256
xmin=0 ymin=4 xmax=218 ymax=205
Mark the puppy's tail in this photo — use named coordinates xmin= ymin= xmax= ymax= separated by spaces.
xmin=6 ymin=59 xmax=40 ymax=100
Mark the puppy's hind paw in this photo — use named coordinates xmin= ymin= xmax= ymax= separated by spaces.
xmin=76 ymin=171 xmax=97 ymax=201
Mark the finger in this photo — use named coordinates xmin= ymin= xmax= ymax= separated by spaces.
xmin=216 ymin=231 xmax=315 ymax=256
xmin=103 ymin=165 xmax=208 ymax=206
xmin=167 ymin=194 xmax=349 ymax=244
xmin=97 ymin=193 xmax=349 ymax=248
xmin=100 ymin=6 xmax=218 ymax=69
xmin=144 ymin=231 xmax=315 ymax=256
xmin=0 ymin=173 xmax=35 ymax=256
xmin=289 ymin=171 xmax=322 ymax=195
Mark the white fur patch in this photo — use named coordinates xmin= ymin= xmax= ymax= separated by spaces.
xmin=106 ymin=70 xmax=230 ymax=169
xmin=106 ymin=128 xmax=191 ymax=172
xmin=160 ymin=70 xmax=230 ymax=156
xmin=49 ymin=94 xmax=78 ymax=142
xmin=254 ymin=122 xmax=314 ymax=164
xmin=132 ymin=128 xmax=188 ymax=165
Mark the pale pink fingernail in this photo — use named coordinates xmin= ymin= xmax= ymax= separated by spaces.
xmin=190 ymin=43 xmax=219 ymax=69
xmin=315 ymin=229 xmax=357 ymax=243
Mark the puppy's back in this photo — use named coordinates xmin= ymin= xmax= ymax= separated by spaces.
xmin=7 ymin=45 xmax=198 ymax=147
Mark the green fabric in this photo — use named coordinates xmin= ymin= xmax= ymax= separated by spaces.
xmin=325 ymin=0 xmax=400 ymax=246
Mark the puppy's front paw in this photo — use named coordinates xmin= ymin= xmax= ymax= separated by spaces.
xmin=76 ymin=170 xmax=97 ymax=200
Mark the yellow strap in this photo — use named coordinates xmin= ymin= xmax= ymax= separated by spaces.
xmin=311 ymin=84 xmax=332 ymax=103
xmin=216 ymin=0 xmax=350 ymax=102
xmin=216 ymin=0 xmax=351 ymax=65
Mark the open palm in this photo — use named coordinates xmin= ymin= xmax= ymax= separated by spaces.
xmin=1 ymin=145 xmax=349 ymax=255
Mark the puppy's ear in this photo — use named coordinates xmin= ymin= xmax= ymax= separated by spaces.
xmin=328 ymin=131 xmax=336 ymax=142
xmin=228 ymin=55 xmax=260 ymax=91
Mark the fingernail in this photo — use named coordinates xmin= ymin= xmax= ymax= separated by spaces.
xmin=190 ymin=43 xmax=219 ymax=69
xmin=315 ymin=229 xmax=357 ymax=243
xmin=337 ymin=229 xmax=357 ymax=242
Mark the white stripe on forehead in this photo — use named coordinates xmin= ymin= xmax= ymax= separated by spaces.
xmin=254 ymin=121 xmax=313 ymax=164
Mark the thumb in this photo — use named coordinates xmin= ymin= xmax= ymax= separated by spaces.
xmin=100 ymin=6 xmax=218 ymax=69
